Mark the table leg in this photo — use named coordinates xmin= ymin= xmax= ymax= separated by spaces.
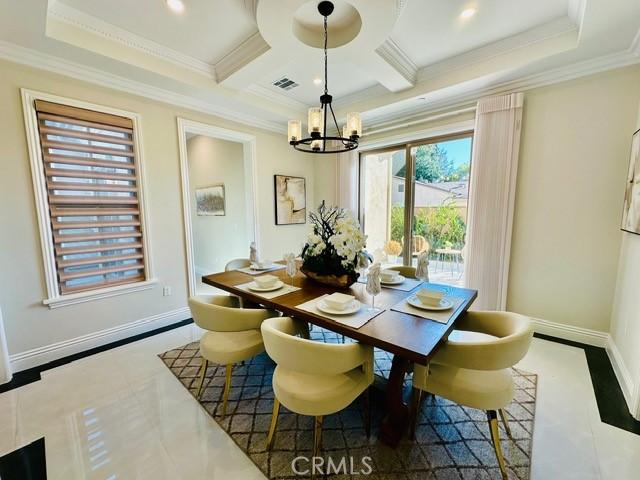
xmin=379 ymin=354 xmax=410 ymax=447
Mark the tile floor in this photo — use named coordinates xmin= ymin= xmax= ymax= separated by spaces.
xmin=0 ymin=325 xmax=638 ymax=479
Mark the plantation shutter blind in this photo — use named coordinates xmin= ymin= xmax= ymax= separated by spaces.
xmin=35 ymin=100 xmax=147 ymax=295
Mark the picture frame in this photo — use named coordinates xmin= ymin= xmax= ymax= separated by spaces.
xmin=274 ymin=174 xmax=306 ymax=225
xmin=195 ymin=184 xmax=225 ymax=216
xmin=621 ymin=128 xmax=640 ymax=235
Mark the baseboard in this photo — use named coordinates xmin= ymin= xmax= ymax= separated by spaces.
xmin=530 ymin=317 xmax=608 ymax=347
xmin=9 ymin=307 xmax=190 ymax=372
xmin=606 ymin=336 xmax=638 ymax=418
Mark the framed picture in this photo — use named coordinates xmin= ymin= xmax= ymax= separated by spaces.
xmin=622 ymin=128 xmax=640 ymax=235
xmin=274 ymin=174 xmax=306 ymax=225
xmin=196 ymin=184 xmax=225 ymax=216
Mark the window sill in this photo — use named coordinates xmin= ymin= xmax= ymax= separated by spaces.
xmin=43 ymin=279 xmax=158 ymax=309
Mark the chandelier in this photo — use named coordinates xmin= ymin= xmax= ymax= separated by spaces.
xmin=287 ymin=1 xmax=362 ymax=154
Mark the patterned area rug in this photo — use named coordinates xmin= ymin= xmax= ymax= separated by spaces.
xmin=159 ymin=329 xmax=537 ymax=479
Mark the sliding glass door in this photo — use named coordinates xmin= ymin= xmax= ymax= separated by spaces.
xmin=359 ymin=133 xmax=473 ymax=286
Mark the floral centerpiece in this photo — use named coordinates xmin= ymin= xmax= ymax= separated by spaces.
xmin=301 ymin=202 xmax=367 ymax=288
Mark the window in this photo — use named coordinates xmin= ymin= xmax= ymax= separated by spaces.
xmin=23 ymin=91 xmax=154 ymax=307
xmin=360 ymin=132 xmax=473 ymax=287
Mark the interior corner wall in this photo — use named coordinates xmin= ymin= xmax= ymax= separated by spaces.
xmin=507 ymin=65 xmax=640 ymax=334
xmin=0 ymin=58 xmax=324 ymax=364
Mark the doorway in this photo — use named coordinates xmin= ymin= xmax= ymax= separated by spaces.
xmin=177 ymin=119 xmax=259 ymax=296
xmin=359 ymin=132 xmax=473 ymax=286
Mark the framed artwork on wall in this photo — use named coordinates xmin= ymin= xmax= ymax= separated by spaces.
xmin=274 ymin=174 xmax=306 ymax=225
xmin=196 ymin=184 xmax=225 ymax=216
xmin=622 ymin=129 xmax=640 ymax=235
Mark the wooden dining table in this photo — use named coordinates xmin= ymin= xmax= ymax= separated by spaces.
xmin=202 ymin=265 xmax=477 ymax=447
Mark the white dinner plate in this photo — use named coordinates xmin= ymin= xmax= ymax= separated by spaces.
xmin=381 ymin=275 xmax=405 ymax=285
xmin=407 ymin=296 xmax=453 ymax=311
xmin=247 ymin=280 xmax=284 ymax=292
xmin=316 ymin=299 xmax=361 ymax=315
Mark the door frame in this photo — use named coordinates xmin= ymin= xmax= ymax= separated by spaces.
xmin=176 ymin=118 xmax=259 ymax=297
xmin=358 ymin=120 xmax=475 ymax=267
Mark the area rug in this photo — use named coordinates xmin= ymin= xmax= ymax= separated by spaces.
xmin=159 ymin=329 xmax=537 ymax=479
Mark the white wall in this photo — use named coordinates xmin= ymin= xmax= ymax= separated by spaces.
xmin=187 ymin=135 xmax=248 ymax=273
xmin=609 ymin=104 xmax=640 ymax=419
xmin=508 ymin=66 xmax=640 ymax=334
xmin=0 ymin=59 xmax=330 ymax=365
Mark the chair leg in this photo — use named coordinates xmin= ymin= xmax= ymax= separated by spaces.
xmin=313 ymin=416 xmax=324 ymax=458
xmin=487 ymin=410 xmax=508 ymax=480
xmin=409 ymin=388 xmax=422 ymax=440
xmin=265 ymin=398 xmax=280 ymax=450
xmin=196 ymin=358 xmax=208 ymax=398
xmin=363 ymin=388 xmax=371 ymax=439
xmin=499 ymin=408 xmax=512 ymax=438
xmin=220 ymin=363 xmax=233 ymax=418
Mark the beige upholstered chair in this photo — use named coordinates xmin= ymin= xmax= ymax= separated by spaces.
xmin=188 ymin=295 xmax=279 ymax=417
xmin=401 ymin=235 xmax=430 ymax=256
xmin=411 ymin=311 xmax=533 ymax=479
xmin=225 ymin=258 xmax=251 ymax=271
xmin=387 ymin=265 xmax=417 ymax=279
xmin=261 ymin=317 xmax=374 ymax=457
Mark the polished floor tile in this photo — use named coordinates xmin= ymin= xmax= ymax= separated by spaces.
xmin=0 ymin=330 xmax=637 ymax=479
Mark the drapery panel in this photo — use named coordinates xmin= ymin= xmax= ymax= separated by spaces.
xmin=464 ymin=93 xmax=524 ymax=310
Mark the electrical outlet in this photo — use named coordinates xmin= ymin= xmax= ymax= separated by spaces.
xmin=162 ymin=286 xmax=172 ymax=296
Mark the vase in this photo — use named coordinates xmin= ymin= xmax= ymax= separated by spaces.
xmin=386 ymin=254 xmax=398 ymax=264
xmin=300 ymin=266 xmax=358 ymax=289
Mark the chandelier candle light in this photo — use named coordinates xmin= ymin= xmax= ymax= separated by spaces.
xmin=287 ymin=1 xmax=362 ymax=153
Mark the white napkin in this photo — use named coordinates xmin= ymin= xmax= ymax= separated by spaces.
xmin=284 ymin=252 xmax=297 ymax=277
xmin=249 ymin=242 xmax=258 ymax=263
xmin=366 ymin=262 xmax=382 ymax=296
xmin=416 ymin=251 xmax=430 ymax=282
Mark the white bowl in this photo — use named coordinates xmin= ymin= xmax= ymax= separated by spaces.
xmin=380 ymin=269 xmax=400 ymax=282
xmin=416 ymin=288 xmax=444 ymax=306
xmin=254 ymin=274 xmax=278 ymax=288
xmin=323 ymin=292 xmax=356 ymax=311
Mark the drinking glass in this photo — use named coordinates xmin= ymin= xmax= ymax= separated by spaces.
xmin=285 ymin=258 xmax=297 ymax=286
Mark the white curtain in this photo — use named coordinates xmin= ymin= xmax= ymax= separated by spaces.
xmin=465 ymin=93 xmax=524 ymax=310
xmin=0 ymin=305 xmax=11 ymax=384
xmin=337 ymin=150 xmax=359 ymax=216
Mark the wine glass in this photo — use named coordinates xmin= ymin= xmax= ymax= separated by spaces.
xmin=357 ymin=252 xmax=370 ymax=293
xmin=366 ymin=263 xmax=382 ymax=312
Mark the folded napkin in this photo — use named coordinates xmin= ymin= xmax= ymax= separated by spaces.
xmin=416 ymin=251 xmax=430 ymax=282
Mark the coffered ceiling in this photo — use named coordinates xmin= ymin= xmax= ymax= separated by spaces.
xmin=1 ymin=0 xmax=639 ymax=134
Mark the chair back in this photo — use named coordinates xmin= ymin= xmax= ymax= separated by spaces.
xmin=188 ymin=295 xmax=276 ymax=332
xmin=225 ymin=258 xmax=251 ymax=271
xmin=387 ymin=265 xmax=417 ymax=279
xmin=401 ymin=236 xmax=430 ymax=255
xmin=434 ymin=311 xmax=533 ymax=371
xmin=261 ymin=317 xmax=373 ymax=378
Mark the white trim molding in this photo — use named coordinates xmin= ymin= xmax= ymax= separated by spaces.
xmin=0 ymin=41 xmax=283 ymax=133
xmin=530 ymin=317 xmax=609 ymax=347
xmin=606 ymin=336 xmax=636 ymax=414
xmin=176 ymin=118 xmax=260 ymax=297
xmin=21 ymin=88 xmax=157 ymax=308
xmin=215 ymin=32 xmax=271 ymax=83
xmin=9 ymin=307 xmax=190 ymax=372
xmin=47 ymin=1 xmax=215 ymax=78
xmin=375 ymin=39 xmax=417 ymax=86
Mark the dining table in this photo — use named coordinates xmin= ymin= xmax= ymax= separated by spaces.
xmin=202 ymin=263 xmax=478 ymax=447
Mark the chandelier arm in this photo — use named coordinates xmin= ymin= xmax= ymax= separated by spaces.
xmin=328 ymin=103 xmax=347 ymax=145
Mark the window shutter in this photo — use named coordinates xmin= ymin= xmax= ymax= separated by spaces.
xmin=35 ymin=100 xmax=147 ymax=295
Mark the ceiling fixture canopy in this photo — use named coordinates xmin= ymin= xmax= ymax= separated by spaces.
xmin=288 ymin=1 xmax=362 ymax=154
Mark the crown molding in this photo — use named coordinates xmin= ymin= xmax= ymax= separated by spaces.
xmin=416 ymin=16 xmax=578 ymax=82
xmin=215 ymin=31 xmax=270 ymax=83
xmin=0 ymin=40 xmax=283 ymax=133
xmin=243 ymin=0 xmax=259 ymax=22
xmin=47 ymin=0 xmax=215 ymax=79
xmin=245 ymin=84 xmax=308 ymax=112
xmin=375 ymin=38 xmax=417 ymax=86
xmin=631 ymin=28 xmax=640 ymax=57
xmin=364 ymin=47 xmax=640 ymax=131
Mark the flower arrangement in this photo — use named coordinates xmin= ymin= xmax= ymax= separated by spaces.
xmin=301 ymin=202 xmax=367 ymax=287
xmin=384 ymin=240 xmax=402 ymax=256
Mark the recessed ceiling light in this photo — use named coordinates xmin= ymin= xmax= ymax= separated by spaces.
xmin=166 ymin=0 xmax=185 ymax=14
xmin=313 ymin=78 xmax=322 ymax=86
xmin=460 ymin=7 xmax=476 ymax=19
